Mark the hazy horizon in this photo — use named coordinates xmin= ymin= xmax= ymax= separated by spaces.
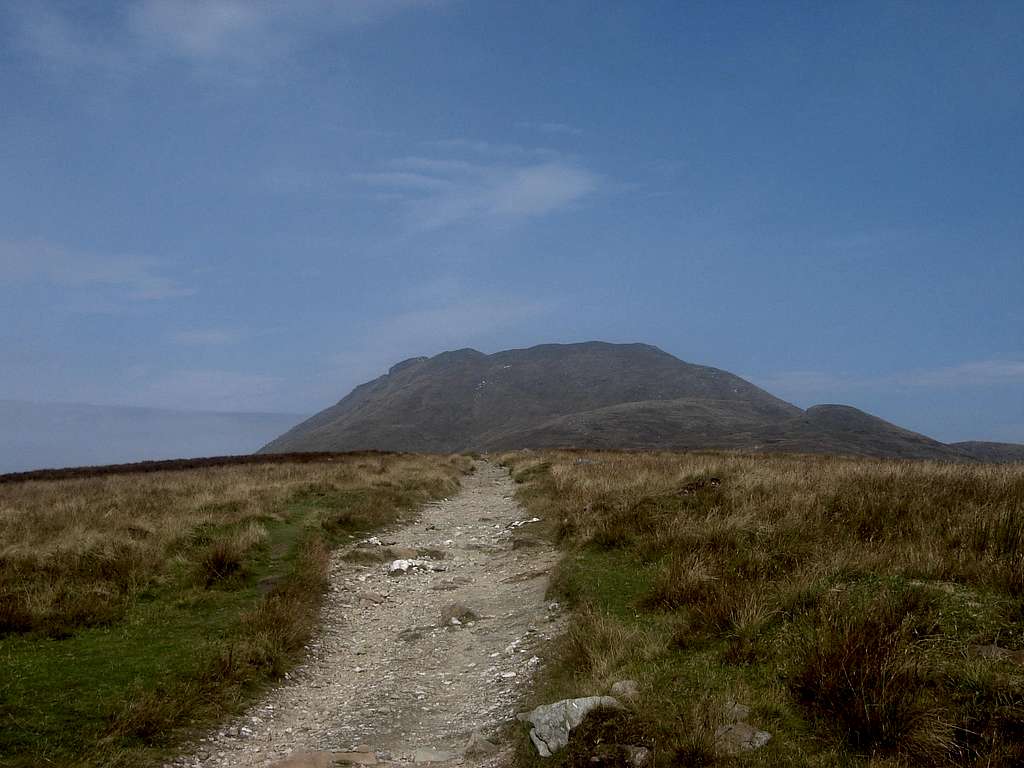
xmin=2 ymin=2 xmax=1022 ymax=451
xmin=0 ymin=399 xmax=305 ymax=473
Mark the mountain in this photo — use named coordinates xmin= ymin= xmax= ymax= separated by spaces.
xmin=261 ymin=342 xmax=800 ymax=454
xmin=0 ymin=400 xmax=304 ymax=474
xmin=949 ymin=441 xmax=1024 ymax=463
xmin=260 ymin=341 xmax=1000 ymax=461
xmin=738 ymin=404 xmax=965 ymax=460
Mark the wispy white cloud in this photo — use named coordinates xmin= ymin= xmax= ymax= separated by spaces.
xmin=0 ymin=240 xmax=193 ymax=303
xmin=355 ymin=148 xmax=603 ymax=230
xmin=170 ymin=328 xmax=239 ymax=346
xmin=488 ymin=163 xmax=599 ymax=217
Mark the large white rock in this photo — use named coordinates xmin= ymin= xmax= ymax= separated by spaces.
xmin=388 ymin=558 xmax=446 ymax=575
xmin=524 ymin=696 xmax=622 ymax=757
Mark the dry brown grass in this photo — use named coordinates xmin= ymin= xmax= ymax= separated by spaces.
xmin=502 ymin=450 xmax=1024 ymax=767
xmin=0 ymin=454 xmax=467 ymax=636
xmin=0 ymin=452 xmax=470 ymax=767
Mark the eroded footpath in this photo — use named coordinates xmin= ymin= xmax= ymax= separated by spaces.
xmin=171 ymin=460 xmax=563 ymax=768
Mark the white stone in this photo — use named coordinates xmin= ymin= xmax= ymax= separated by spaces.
xmin=525 ymin=696 xmax=622 ymax=757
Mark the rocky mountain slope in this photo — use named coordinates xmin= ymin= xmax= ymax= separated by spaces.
xmin=260 ymin=342 xmax=1021 ymax=461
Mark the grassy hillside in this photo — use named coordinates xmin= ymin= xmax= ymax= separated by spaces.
xmin=0 ymin=453 xmax=469 ymax=767
xmin=500 ymin=450 xmax=1024 ymax=767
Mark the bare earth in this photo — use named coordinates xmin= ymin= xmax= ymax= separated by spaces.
xmin=171 ymin=460 xmax=563 ymax=768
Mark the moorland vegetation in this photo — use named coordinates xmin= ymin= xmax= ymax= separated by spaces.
xmin=0 ymin=453 xmax=468 ymax=767
xmin=500 ymin=450 xmax=1024 ymax=767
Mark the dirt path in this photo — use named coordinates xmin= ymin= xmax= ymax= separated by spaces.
xmin=171 ymin=460 xmax=563 ymax=768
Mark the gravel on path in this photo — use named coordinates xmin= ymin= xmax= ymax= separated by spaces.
xmin=170 ymin=460 xmax=564 ymax=768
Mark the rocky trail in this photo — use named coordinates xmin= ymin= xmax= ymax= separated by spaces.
xmin=171 ymin=460 xmax=564 ymax=768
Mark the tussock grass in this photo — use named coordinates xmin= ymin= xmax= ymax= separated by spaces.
xmin=0 ymin=452 xmax=469 ymax=767
xmin=502 ymin=450 xmax=1024 ymax=767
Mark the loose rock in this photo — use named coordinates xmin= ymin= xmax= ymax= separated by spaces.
xmin=525 ymin=696 xmax=623 ymax=757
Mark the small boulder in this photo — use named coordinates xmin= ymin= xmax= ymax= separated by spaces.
xmin=525 ymin=696 xmax=623 ymax=757
xmin=389 ymin=559 xmax=445 ymax=576
xmin=389 ymin=559 xmax=419 ymax=575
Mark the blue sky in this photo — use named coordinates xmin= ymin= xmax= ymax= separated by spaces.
xmin=1 ymin=1 xmax=1021 ymax=442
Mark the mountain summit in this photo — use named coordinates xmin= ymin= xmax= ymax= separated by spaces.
xmin=260 ymin=342 xmax=1017 ymax=461
xmin=262 ymin=342 xmax=796 ymax=454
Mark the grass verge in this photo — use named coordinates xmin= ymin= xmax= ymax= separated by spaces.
xmin=500 ymin=450 xmax=1024 ymax=767
xmin=0 ymin=453 xmax=469 ymax=767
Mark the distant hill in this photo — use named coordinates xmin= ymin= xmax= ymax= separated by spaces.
xmin=949 ymin=441 xmax=1024 ymax=463
xmin=260 ymin=341 xmax=1013 ymax=461
xmin=0 ymin=400 xmax=304 ymax=473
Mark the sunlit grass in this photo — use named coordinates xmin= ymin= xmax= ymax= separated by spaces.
xmin=0 ymin=453 xmax=470 ymax=767
xmin=502 ymin=450 xmax=1024 ymax=767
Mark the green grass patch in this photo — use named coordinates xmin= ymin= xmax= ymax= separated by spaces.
xmin=0 ymin=454 xmax=469 ymax=767
xmin=500 ymin=450 xmax=1024 ymax=768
